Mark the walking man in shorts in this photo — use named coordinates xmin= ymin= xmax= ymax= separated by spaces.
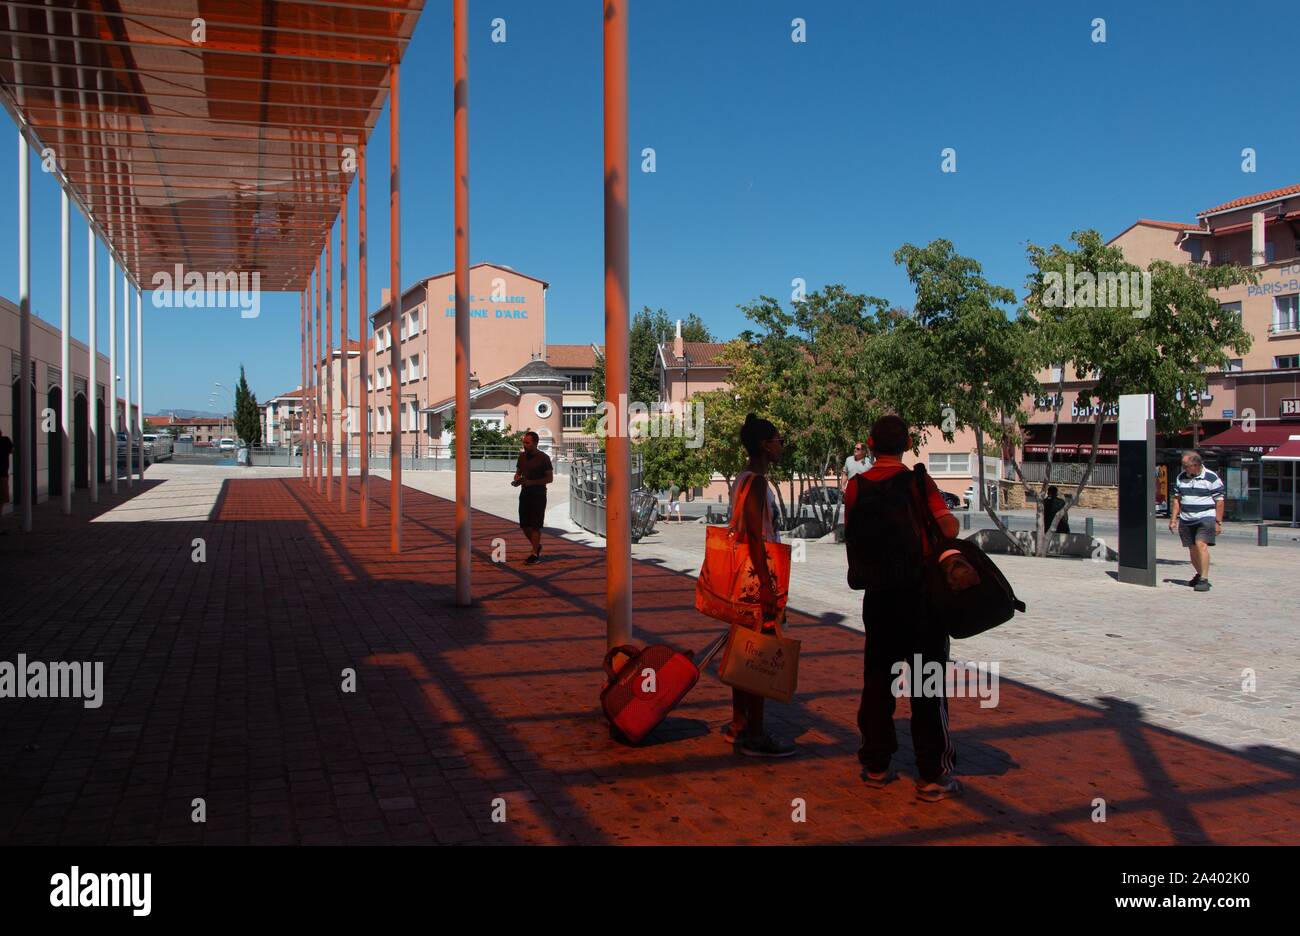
xmin=1169 ymin=450 xmax=1225 ymax=593
xmin=512 ymin=431 xmax=553 ymax=565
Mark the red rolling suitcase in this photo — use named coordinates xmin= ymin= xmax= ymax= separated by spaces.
xmin=601 ymin=632 xmax=728 ymax=745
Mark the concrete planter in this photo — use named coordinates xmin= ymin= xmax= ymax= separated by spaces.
xmin=967 ymin=528 xmax=1118 ymax=560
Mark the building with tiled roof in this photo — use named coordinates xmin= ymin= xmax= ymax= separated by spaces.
xmin=263 ymin=386 xmax=307 ymax=447
xmin=655 ymin=323 xmax=735 ymax=404
xmin=1198 ymin=184 xmax=1300 ymax=218
xmin=545 ymin=343 xmax=603 ymax=447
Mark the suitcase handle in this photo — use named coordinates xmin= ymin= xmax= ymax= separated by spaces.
xmin=603 ymin=644 xmax=640 ymax=680
xmin=694 ymin=630 xmax=730 ymax=670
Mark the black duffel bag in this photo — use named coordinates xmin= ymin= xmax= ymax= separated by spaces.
xmin=911 ymin=465 xmax=1026 ymax=639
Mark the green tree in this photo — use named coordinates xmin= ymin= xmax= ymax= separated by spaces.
xmin=693 ymin=373 xmax=750 ymax=495
xmin=233 ymin=365 xmax=262 ymax=447
xmin=590 ymin=306 xmax=713 ymax=404
xmin=635 ymin=411 xmax=712 ymax=495
xmin=444 ymin=411 xmax=524 ymax=457
xmin=728 ymin=286 xmax=899 ymax=527
xmin=891 ymin=240 xmax=1038 ymax=547
xmin=1015 ymin=230 xmax=1255 ymax=552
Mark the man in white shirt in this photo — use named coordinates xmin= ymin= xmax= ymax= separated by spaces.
xmin=843 ymin=442 xmax=871 ymax=488
xmin=1168 ymin=451 xmax=1225 ymax=593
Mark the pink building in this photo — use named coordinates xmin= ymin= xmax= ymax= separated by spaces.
xmin=1 ymin=295 xmax=137 ymax=506
xmin=262 ymin=388 xmax=308 ymax=447
xmin=657 ymin=326 xmax=733 ymax=403
xmin=309 ymin=263 xmax=600 ymax=459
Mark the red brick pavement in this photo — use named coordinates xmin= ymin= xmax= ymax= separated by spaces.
xmin=1 ymin=475 xmax=1297 ymax=845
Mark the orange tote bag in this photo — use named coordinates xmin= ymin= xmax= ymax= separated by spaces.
xmin=694 ymin=474 xmax=792 ymax=628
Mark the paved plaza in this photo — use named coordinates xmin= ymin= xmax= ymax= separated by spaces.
xmin=0 ymin=464 xmax=1296 ymax=845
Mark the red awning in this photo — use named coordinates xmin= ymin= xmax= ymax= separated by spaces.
xmin=1198 ymin=423 xmax=1300 ymax=452
xmin=1077 ymin=443 xmax=1118 ymax=455
xmin=1024 ymin=443 xmax=1077 ymax=455
xmin=1263 ymin=438 xmax=1300 ymax=461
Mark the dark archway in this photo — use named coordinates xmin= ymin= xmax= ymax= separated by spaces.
xmin=74 ymin=392 xmax=88 ymax=489
xmin=47 ymin=385 xmax=63 ymax=498
xmin=95 ymin=397 xmax=106 ymax=482
xmin=10 ymin=379 xmax=38 ymax=505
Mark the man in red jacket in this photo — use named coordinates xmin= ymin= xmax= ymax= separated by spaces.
xmin=844 ymin=415 xmax=962 ymax=802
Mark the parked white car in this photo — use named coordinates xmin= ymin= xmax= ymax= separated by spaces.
xmin=115 ymin=432 xmax=142 ymax=468
xmin=965 ymin=483 xmax=999 ymax=510
xmin=141 ymin=433 xmax=173 ymax=463
xmin=218 ymin=437 xmax=237 ymax=452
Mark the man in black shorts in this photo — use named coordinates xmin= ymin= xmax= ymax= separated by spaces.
xmin=512 ymin=431 xmax=553 ymax=564
xmin=1169 ymin=450 xmax=1225 ymax=592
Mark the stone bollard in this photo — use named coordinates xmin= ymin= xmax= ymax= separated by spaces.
xmin=1258 ymin=524 xmax=1269 ymax=547
xmin=962 ymin=512 xmax=971 ymax=530
xmin=1085 ymin=517 xmax=1094 ymax=538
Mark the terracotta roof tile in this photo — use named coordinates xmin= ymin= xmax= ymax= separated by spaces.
xmin=546 ymin=344 xmax=601 ymax=368
xmin=1198 ymin=184 xmax=1300 ymax=217
xmin=660 ymin=341 xmax=731 ymax=367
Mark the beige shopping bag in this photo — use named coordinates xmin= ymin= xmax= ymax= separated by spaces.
xmin=718 ymin=618 xmax=800 ymax=703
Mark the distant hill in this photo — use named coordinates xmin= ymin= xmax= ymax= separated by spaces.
xmin=147 ymin=409 xmax=226 ymax=420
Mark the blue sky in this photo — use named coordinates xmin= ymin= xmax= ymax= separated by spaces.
xmin=1 ymin=0 xmax=1292 ymax=413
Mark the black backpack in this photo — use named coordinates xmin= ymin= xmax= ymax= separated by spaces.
xmin=846 ymin=465 xmax=1026 ymax=638
xmin=845 ymin=469 xmax=927 ymax=592
xmin=908 ymin=465 xmax=1026 ymax=639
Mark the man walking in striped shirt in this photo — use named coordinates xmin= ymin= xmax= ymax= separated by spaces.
xmin=1168 ymin=451 xmax=1225 ymax=593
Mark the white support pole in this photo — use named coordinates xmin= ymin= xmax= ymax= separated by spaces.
xmin=108 ymin=255 xmax=117 ymax=494
xmin=17 ymin=131 xmax=32 ymax=531
xmin=135 ymin=286 xmax=143 ymax=482
xmin=60 ymin=190 xmax=71 ymax=513
xmin=87 ymin=228 xmax=98 ymax=503
xmin=123 ymin=273 xmax=132 ymax=486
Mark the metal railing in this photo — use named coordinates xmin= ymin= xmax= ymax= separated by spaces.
xmin=1014 ymin=461 xmax=1118 ymax=487
xmin=569 ymin=451 xmax=645 ymax=538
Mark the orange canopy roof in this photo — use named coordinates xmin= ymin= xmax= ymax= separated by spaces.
xmin=0 ymin=0 xmax=424 ymax=291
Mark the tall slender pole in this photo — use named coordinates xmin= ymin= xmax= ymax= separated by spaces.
xmin=314 ymin=259 xmax=323 ymax=494
xmin=17 ymin=132 xmax=33 ymax=531
xmin=300 ymin=290 xmax=307 ymax=481
xmin=60 ymin=189 xmax=72 ymax=513
xmin=453 ymin=0 xmax=472 ymax=604
xmin=135 ymin=287 xmax=143 ymax=483
xmin=122 ymin=266 xmax=132 ymax=487
xmin=108 ymin=254 xmax=117 ymax=494
xmin=357 ymin=146 xmax=370 ymax=527
xmin=304 ymin=283 xmax=312 ymax=482
xmin=326 ymin=224 xmax=334 ymax=501
xmin=308 ymin=270 xmax=316 ymax=485
xmin=603 ymin=0 xmax=632 ymax=647
xmin=388 ymin=60 xmax=402 ymax=553
xmin=340 ymin=189 xmax=349 ymax=513
xmin=87 ymin=229 xmax=98 ymax=503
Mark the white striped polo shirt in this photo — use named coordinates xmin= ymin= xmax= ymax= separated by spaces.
xmin=1175 ymin=468 xmax=1225 ymax=522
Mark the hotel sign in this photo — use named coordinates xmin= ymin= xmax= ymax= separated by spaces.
xmin=1247 ymin=263 xmax=1300 ymax=297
